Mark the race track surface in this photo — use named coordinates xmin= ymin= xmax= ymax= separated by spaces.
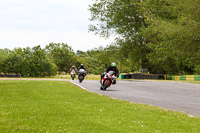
xmin=71 ymin=80 xmax=200 ymax=117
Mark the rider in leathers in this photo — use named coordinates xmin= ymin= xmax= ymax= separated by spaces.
xmin=69 ymin=65 xmax=77 ymax=78
xmin=78 ymin=64 xmax=86 ymax=76
xmin=78 ymin=64 xmax=86 ymax=71
xmin=100 ymin=62 xmax=119 ymax=85
xmin=69 ymin=65 xmax=77 ymax=73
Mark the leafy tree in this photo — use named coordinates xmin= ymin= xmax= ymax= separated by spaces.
xmin=20 ymin=47 xmax=32 ymax=77
xmin=141 ymin=0 xmax=200 ymax=74
xmin=89 ymin=0 xmax=200 ymax=74
xmin=3 ymin=48 xmax=24 ymax=74
xmin=0 ymin=49 xmax=10 ymax=73
xmin=89 ymin=0 xmax=151 ymax=72
xmin=30 ymin=45 xmax=57 ymax=77
xmin=45 ymin=43 xmax=77 ymax=73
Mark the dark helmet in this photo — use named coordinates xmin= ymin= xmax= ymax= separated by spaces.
xmin=111 ymin=62 xmax=116 ymax=67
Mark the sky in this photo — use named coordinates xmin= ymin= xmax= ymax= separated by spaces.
xmin=0 ymin=0 xmax=114 ymax=51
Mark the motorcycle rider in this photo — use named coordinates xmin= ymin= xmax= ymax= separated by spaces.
xmin=100 ymin=62 xmax=119 ymax=84
xmin=69 ymin=65 xmax=77 ymax=78
xmin=78 ymin=64 xmax=86 ymax=71
xmin=78 ymin=64 xmax=87 ymax=76
xmin=69 ymin=65 xmax=77 ymax=74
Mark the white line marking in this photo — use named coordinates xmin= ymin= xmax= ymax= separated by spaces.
xmin=69 ymin=80 xmax=90 ymax=92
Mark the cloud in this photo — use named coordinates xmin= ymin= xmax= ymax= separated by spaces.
xmin=0 ymin=27 xmax=115 ymax=51
xmin=0 ymin=0 xmax=90 ymax=31
xmin=0 ymin=0 xmax=113 ymax=51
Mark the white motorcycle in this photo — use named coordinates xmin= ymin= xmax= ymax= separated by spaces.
xmin=78 ymin=69 xmax=86 ymax=83
xmin=70 ymin=70 xmax=76 ymax=80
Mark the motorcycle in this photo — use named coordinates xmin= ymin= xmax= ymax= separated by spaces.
xmin=100 ymin=71 xmax=117 ymax=90
xmin=70 ymin=70 xmax=76 ymax=80
xmin=78 ymin=69 xmax=86 ymax=83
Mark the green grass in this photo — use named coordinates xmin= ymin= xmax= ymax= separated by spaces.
xmin=10 ymin=74 xmax=101 ymax=80
xmin=55 ymin=74 xmax=100 ymax=80
xmin=0 ymin=80 xmax=200 ymax=133
xmin=180 ymin=81 xmax=200 ymax=84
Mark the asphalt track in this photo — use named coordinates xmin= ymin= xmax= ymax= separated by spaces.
xmin=70 ymin=80 xmax=200 ymax=117
xmin=1 ymin=78 xmax=200 ymax=117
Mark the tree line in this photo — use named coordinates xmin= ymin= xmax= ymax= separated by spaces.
xmin=0 ymin=43 xmax=76 ymax=77
xmin=0 ymin=43 xmax=130 ymax=77
xmin=89 ymin=0 xmax=200 ymax=75
xmin=0 ymin=43 xmax=124 ymax=77
xmin=0 ymin=42 xmax=148 ymax=77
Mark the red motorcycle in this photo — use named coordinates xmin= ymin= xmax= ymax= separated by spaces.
xmin=100 ymin=71 xmax=117 ymax=90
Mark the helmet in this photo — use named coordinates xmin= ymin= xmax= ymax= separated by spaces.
xmin=111 ymin=62 xmax=116 ymax=67
xmin=80 ymin=64 xmax=84 ymax=67
xmin=72 ymin=65 xmax=75 ymax=68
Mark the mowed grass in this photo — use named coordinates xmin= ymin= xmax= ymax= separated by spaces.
xmin=55 ymin=74 xmax=100 ymax=80
xmin=181 ymin=80 xmax=200 ymax=84
xmin=0 ymin=81 xmax=200 ymax=133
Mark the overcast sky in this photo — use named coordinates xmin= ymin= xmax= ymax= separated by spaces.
xmin=0 ymin=0 xmax=114 ymax=51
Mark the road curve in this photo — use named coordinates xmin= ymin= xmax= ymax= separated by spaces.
xmin=71 ymin=80 xmax=200 ymax=117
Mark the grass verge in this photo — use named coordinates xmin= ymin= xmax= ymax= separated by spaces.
xmin=2 ymin=74 xmax=101 ymax=80
xmin=55 ymin=74 xmax=100 ymax=80
xmin=180 ymin=80 xmax=200 ymax=84
xmin=0 ymin=80 xmax=200 ymax=132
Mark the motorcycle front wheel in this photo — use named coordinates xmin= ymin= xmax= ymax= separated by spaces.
xmin=103 ymin=80 xmax=110 ymax=90
xmin=71 ymin=74 xmax=75 ymax=80
xmin=79 ymin=75 xmax=84 ymax=83
xmin=100 ymin=86 xmax=103 ymax=90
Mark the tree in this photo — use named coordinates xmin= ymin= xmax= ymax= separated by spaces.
xmin=20 ymin=47 xmax=32 ymax=77
xmin=30 ymin=45 xmax=57 ymax=77
xmin=0 ymin=49 xmax=10 ymax=73
xmin=89 ymin=0 xmax=151 ymax=72
xmin=89 ymin=0 xmax=200 ymax=74
xmin=3 ymin=48 xmax=24 ymax=74
xmin=141 ymin=0 xmax=200 ymax=74
xmin=45 ymin=43 xmax=77 ymax=73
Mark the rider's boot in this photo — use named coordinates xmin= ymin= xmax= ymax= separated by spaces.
xmin=100 ymin=75 xmax=102 ymax=84
xmin=100 ymin=79 xmax=102 ymax=84
xmin=112 ymin=80 xmax=116 ymax=84
xmin=100 ymin=73 xmax=104 ymax=84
